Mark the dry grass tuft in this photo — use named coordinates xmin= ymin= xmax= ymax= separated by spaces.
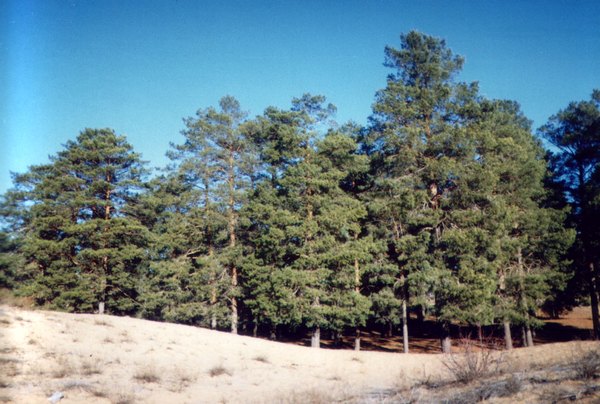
xmin=61 ymin=379 xmax=95 ymax=392
xmin=442 ymin=337 xmax=504 ymax=384
xmin=51 ymin=356 xmax=75 ymax=379
xmin=0 ymin=357 xmax=21 ymax=377
xmin=80 ymin=357 xmax=102 ymax=376
xmin=110 ymin=390 xmax=136 ymax=404
xmin=571 ymin=344 xmax=600 ymax=380
xmin=252 ymin=354 xmax=269 ymax=363
xmin=94 ymin=318 xmax=113 ymax=327
xmin=119 ymin=330 xmax=133 ymax=343
xmin=168 ymin=367 xmax=198 ymax=392
xmin=133 ymin=365 xmax=161 ymax=383
xmin=208 ymin=364 xmax=232 ymax=377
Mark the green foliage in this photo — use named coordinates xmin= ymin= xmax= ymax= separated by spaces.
xmin=139 ymin=96 xmax=256 ymax=332
xmin=4 ymin=128 xmax=149 ymax=314
xmin=539 ymin=90 xmax=600 ymax=333
xmin=0 ymin=231 xmax=23 ymax=289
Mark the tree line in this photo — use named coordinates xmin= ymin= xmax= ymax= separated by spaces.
xmin=1 ymin=32 xmax=599 ymax=352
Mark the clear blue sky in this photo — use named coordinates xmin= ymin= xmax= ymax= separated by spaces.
xmin=2 ymin=0 xmax=599 ymax=194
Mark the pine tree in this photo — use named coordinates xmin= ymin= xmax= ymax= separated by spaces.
xmin=165 ymin=96 xmax=257 ymax=334
xmin=539 ymin=90 xmax=600 ymax=338
xmin=242 ymin=95 xmax=373 ymax=347
xmin=367 ymin=31 xmax=467 ymax=352
xmin=453 ymin=99 xmax=573 ymax=348
xmin=134 ymin=175 xmax=229 ymax=327
xmin=240 ymin=106 xmax=308 ymax=338
xmin=7 ymin=128 xmax=148 ymax=314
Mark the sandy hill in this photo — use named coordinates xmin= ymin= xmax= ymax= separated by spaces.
xmin=1 ymin=304 xmax=599 ymax=403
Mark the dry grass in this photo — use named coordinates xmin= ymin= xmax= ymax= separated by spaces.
xmin=94 ymin=318 xmax=112 ymax=327
xmin=119 ymin=330 xmax=133 ymax=343
xmin=169 ymin=367 xmax=198 ymax=392
xmin=442 ymin=337 xmax=504 ymax=384
xmin=277 ymin=388 xmax=353 ymax=404
xmin=208 ymin=364 xmax=232 ymax=377
xmin=51 ymin=356 xmax=75 ymax=379
xmin=133 ymin=364 xmax=161 ymax=383
xmin=252 ymin=354 xmax=269 ymax=363
xmin=571 ymin=344 xmax=600 ymax=380
xmin=80 ymin=357 xmax=102 ymax=376
xmin=61 ymin=379 xmax=95 ymax=392
xmin=0 ymin=356 xmax=21 ymax=377
xmin=109 ymin=389 xmax=136 ymax=404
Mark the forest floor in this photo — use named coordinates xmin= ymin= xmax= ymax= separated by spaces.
xmin=1 ymin=300 xmax=599 ymax=403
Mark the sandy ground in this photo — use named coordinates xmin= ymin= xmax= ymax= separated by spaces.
xmin=0 ymin=304 xmax=598 ymax=403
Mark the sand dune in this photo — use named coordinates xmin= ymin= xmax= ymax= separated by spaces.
xmin=0 ymin=304 xmax=598 ymax=403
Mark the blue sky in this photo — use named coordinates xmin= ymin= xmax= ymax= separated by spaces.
xmin=2 ymin=0 xmax=599 ymax=194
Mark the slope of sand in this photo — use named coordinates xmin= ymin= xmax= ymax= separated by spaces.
xmin=0 ymin=304 xmax=597 ymax=403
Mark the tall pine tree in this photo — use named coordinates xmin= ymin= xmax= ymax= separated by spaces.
xmin=6 ymin=129 xmax=148 ymax=314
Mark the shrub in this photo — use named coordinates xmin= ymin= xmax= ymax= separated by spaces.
xmin=442 ymin=337 xmax=504 ymax=384
xmin=572 ymin=345 xmax=600 ymax=380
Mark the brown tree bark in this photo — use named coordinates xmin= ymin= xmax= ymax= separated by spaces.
xmin=503 ymin=320 xmax=513 ymax=350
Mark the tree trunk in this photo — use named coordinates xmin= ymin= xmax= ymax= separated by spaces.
xmin=401 ymin=297 xmax=409 ymax=353
xmin=353 ymin=248 xmax=362 ymax=352
xmin=228 ymin=149 xmax=238 ymax=335
xmin=440 ymin=321 xmax=451 ymax=353
xmin=253 ymin=322 xmax=258 ymax=338
xmin=210 ymin=279 xmax=217 ymax=330
xmin=503 ymin=320 xmax=513 ymax=350
xmin=311 ymin=326 xmax=320 ymax=348
xmin=100 ymin=187 xmax=111 ymax=316
xmin=99 ymin=273 xmax=107 ymax=315
xmin=526 ymin=323 xmax=534 ymax=347
xmin=416 ymin=305 xmax=425 ymax=323
xmin=230 ymin=265 xmax=238 ymax=335
xmin=521 ymin=326 xmax=528 ymax=347
xmin=589 ymin=262 xmax=600 ymax=340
